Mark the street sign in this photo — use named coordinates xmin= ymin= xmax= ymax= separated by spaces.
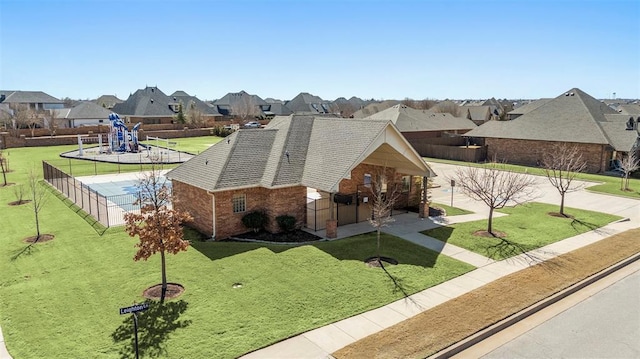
xmin=450 ymin=179 xmax=456 ymax=187
xmin=119 ymin=303 xmax=149 ymax=315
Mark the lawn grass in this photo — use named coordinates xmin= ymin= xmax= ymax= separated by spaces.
xmin=430 ymin=202 xmax=473 ymax=216
xmin=422 ymin=202 xmax=622 ymax=260
xmin=425 ymin=157 xmax=640 ymax=199
xmin=140 ymin=135 xmax=223 ymax=155
xmin=0 ymin=143 xmax=475 ymax=358
xmin=334 ymin=228 xmax=640 ymax=359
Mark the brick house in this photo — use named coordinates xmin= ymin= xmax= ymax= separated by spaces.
xmin=464 ymin=88 xmax=640 ymax=173
xmin=166 ymin=115 xmax=435 ymax=240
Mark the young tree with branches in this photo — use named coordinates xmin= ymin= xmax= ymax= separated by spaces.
xmin=368 ymin=170 xmax=401 ymax=264
xmin=541 ymin=143 xmax=588 ymax=216
xmin=27 ymin=168 xmax=50 ymax=242
xmin=453 ymin=162 xmax=537 ymax=235
xmin=124 ymin=167 xmax=192 ymax=303
xmin=0 ymin=150 xmax=8 ymax=186
xmin=620 ymin=149 xmax=639 ymax=191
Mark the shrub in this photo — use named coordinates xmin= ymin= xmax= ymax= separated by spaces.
xmin=276 ymin=215 xmax=296 ymax=232
xmin=242 ymin=211 xmax=268 ymax=233
xmin=211 ymin=126 xmax=234 ymax=137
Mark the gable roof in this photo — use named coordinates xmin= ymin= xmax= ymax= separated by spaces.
xmin=465 ymin=88 xmax=619 ymax=145
xmin=167 ymin=115 xmax=434 ymax=193
xmin=112 ymin=86 xmax=175 ymax=117
xmin=55 ymin=101 xmax=112 ymax=119
xmin=0 ymin=90 xmax=62 ymax=104
xmin=364 ymin=104 xmax=476 ymax=132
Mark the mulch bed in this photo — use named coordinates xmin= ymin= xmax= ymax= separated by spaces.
xmin=8 ymin=200 xmax=31 ymax=206
xmin=232 ymin=229 xmax=322 ymax=243
xmin=142 ymin=283 xmax=185 ymax=300
xmin=333 ymin=228 xmax=640 ymax=359
xmin=23 ymin=234 xmax=55 ymax=243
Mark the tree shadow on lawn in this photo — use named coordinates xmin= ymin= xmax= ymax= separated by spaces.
xmin=112 ymin=300 xmax=191 ymax=359
xmin=189 ymin=240 xmax=290 ymax=261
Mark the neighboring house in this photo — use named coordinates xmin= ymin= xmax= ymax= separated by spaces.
xmin=167 ymin=115 xmax=435 ymax=240
xmin=352 ymin=100 xmax=400 ymax=118
xmin=464 ymin=88 xmax=640 ymax=173
xmin=616 ymin=103 xmax=640 ymax=115
xmin=52 ymin=101 xmax=113 ymax=128
xmin=169 ymin=90 xmax=221 ymax=120
xmin=112 ymin=86 xmax=177 ymax=124
xmin=364 ymin=104 xmax=476 ymax=138
xmin=212 ymin=90 xmax=270 ymax=119
xmin=94 ymin=95 xmax=123 ymax=109
xmin=0 ymin=90 xmax=64 ymax=110
xmin=506 ymin=98 xmax=552 ymax=120
xmin=285 ymin=92 xmax=334 ymax=114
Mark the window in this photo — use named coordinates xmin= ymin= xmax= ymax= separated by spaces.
xmin=402 ymin=176 xmax=411 ymax=192
xmin=232 ymin=194 xmax=246 ymax=213
xmin=364 ymin=173 xmax=371 ymax=188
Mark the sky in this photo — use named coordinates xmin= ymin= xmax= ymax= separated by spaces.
xmin=1 ymin=0 xmax=639 ymax=102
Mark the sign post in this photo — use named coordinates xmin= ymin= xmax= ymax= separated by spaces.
xmin=120 ymin=303 xmax=149 ymax=359
xmin=450 ymin=179 xmax=455 ymax=207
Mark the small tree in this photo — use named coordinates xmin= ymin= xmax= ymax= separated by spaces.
xmin=12 ymin=184 xmax=28 ymax=205
xmin=27 ymin=169 xmax=49 ymax=242
xmin=453 ymin=162 xmax=537 ymax=235
xmin=174 ymin=102 xmax=187 ymax=124
xmin=45 ymin=109 xmax=59 ymax=136
xmin=231 ymin=94 xmax=260 ymax=122
xmin=124 ymin=167 xmax=192 ymax=303
xmin=542 ymin=143 xmax=587 ymax=216
xmin=620 ymin=149 xmax=639 ymax=191
xmin=186 ymin=103 xmax=206 ymax=127
xmin=0 ymin=150 xmax=8 ymax=186
xmin=368 ymin=170 xmax=401 ymax=263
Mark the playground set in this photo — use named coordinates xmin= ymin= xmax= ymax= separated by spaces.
xmin=76 ymin=113 xmax=141 ymax=156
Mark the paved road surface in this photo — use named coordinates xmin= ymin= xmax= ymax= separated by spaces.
xmin=480 ymin=266 xmax=640 ymax=359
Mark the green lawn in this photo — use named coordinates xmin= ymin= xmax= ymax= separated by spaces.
xmin=430 ymin=202 xmax=473 ymax=216
xmin=140 ymin=135 xmax=223 ymax=155
xmin=422 ymin=202 xmax=622 ymax=260
xmin=425 ymin=157 xmax=640 ymax=199
xmin=0 ymin=143 xmax=474 ymax=358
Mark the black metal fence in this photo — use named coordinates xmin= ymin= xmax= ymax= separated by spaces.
xmin=42 ymin=161 xmax=142 ymax=228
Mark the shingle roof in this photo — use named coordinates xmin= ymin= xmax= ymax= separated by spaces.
xmin=285 ymin=92 xmax=333 ymax=114
xmin=0 ymin=90 xmax=62 ymax=104
xmin=352 ymin=100 xmax=400 ymax=118
xmin=364 ymin=104 xmax=476 ymax=132
xmin=167 ymin=115 xmax=434 ymax=193
xmin=616 ymin=104 xmax=640 ymax=115
xmin=601 ymin=114 xmax=640 ymax=151
xmin=94 ymin=95 xmax=123 ymax=109
xmin=56 ymin=101 xmax=112 ymax=119
xmin=170 ymin=91 xmax=221 ymax=116
xmin=465 ymin=88 xmax=619 ymax=145
xmin=112 ymin=86 xmax=175 ymax=117
xmin=507 ymin=98 xmax=552 ymax=115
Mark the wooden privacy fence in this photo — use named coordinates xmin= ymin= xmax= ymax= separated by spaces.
xmin=410 ymin=143 xmax=487 ymax=162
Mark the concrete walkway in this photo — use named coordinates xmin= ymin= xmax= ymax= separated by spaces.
xmin=242 ymin=163 xmax=640 ymax=359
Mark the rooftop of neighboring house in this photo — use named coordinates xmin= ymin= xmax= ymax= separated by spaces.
xmin=285 ymin=92 xmax=333 ymax=114
xmin=167 ymin=115 xmax=434 ymax=193
xmin=54 ymin=101 xmax=113 ymax=119
xmin=352 ymin=100 xmax=400 ymax=118
xmin=0 ymin=90 xmax=63 ymax=104
xmin=170 ymin=91 xmax=221 ymax=116
xmin=94 ymin=95 xmax=123 ymax=109
xmin=211 ymin=90 xmax=267 ymax=116
xmin=112 ymin=86 xmax=176 ymax=117
xmin=507 ymin=98 xmax=553 ymax=115
xmin=364 ymin=104 xmax=477 ymax=132
xmin=465 ymin=88 xmax=639 ymax=151
xmin=615 ymin=103 xmax=640 ymax=115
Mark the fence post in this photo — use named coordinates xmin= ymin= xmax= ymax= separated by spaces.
xmin=68 ymin=158 xmax=72 ymax=176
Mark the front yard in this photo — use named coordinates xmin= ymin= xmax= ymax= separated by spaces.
xmin=422 ymin=202 xmax=622 ymax=260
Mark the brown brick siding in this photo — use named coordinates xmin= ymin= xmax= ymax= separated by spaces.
xmin=485 ymin=138 xmax=612 ymax=173
xmin=172 ymin=180 xmax=214 ymax=237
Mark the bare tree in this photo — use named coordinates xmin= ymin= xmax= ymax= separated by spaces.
xmin=45 ymin=109 xmax=59 ymax=136
xmin=453 ymin=162 xmax=537 ymax=235
xmin=27 ymin=168 xmax=50 ymax=242
xmin=230 ymin=95 xmax=260 ymax=122
xmin=9 ymin=103 xmax=35 ymax=137
xmin=620 ymin=149 xmax=639 ymax=191
xmin=0 ymin=150 xmax=8 ymax=186
xmin=368 ymin=170 xmax=401 ymax=264
xmin=433 ymin=101 xmax=462 ymax=117
xmin=124 ymin=165 xmax=192 ymax=303
xmin=12 ymin=184 xmax=28 ymax=205
xmin=542 ymin=143 xmax=588 ymax=216
xmin=331 ymin=102 xmax=357 ymax=118
xmin=186 ymin=103 xmax=206 ymax=127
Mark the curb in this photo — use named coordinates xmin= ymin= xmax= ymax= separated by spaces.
xmin=428 ymin=251 xmax=640 ymax=359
